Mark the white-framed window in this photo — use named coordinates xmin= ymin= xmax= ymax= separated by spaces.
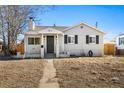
xmin=89 ymin=35 xmax=96 ymax=43
xmin=119 ymin=37 xmax=124 ymax=45
xmin=68 ymin=35 xmax=75 ymax=44
xmin=28 ymin=37 xmax=40 ymax=45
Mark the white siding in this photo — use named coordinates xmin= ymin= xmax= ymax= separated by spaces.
xmin=54 ymin=34 xmax=64 ymax=54
xmin=59 ymin=35 xmax=64 ymax=53
xmin=64 ymin=24 xmax=104 ymax=56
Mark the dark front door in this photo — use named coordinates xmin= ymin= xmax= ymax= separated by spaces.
xmin=47 ymin=36 xmax=54 ymax=53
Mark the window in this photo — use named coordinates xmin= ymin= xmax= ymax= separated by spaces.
xmin=35 ymin=38 xmax=40 ymax=45
xmin=28 ymin=37 xmax=40 ymax=45
xmin=28 ymin=38 xmax=34 ymax=45
xmin=86 ymin=35 xmax=99 ymax=44
xmin=89 ymin=35 xmax=96 ymax=43
xmin=68 ymin=35 xmax=75 ymax=44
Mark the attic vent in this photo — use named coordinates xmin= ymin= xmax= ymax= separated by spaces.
xmin=80 ymin=26 xmax=83 ymax=29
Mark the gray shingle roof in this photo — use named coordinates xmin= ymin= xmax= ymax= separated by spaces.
xmin=35 ymin=26 xmax=69 ymax=31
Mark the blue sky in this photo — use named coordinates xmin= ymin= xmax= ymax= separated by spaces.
xmin=36 ymin=5 xmax=124 ymax=40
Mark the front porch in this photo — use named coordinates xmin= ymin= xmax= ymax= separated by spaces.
xmin=40 ymin=34 xmax=61 ymax=58
xmin=24 ymin=28 xmax=65 ymax=58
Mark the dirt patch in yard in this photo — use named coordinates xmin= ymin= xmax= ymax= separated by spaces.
xmin=0 ymin=59 xmax=45 ymax=88
xmin=54 ymin=56 xmax=124 ymax=88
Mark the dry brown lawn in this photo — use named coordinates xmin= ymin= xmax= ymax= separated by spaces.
xmin=54 ymin=56 xmax=124 ymax=88
xmin=0 ymin=59 xmax=45 ymax=88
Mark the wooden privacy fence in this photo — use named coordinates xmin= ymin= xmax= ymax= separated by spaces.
xmin=104 ymin=44 xmax=115 ymax=55
xmin=16 ymin=43 xmax=24 ymax=54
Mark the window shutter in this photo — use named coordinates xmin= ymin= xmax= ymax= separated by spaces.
xmin=96 ymin=35 xmax=99 ymax=44
xmin=75 ymin=35 xmax=78 ymax=44
xmin=86 ymin=35 xmax=89 ymax=44
xmin=64 ymin=35 xmax=68 ymax=44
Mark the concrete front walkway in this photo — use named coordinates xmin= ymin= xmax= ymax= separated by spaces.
xmin=39 ymin=59 xmax=59 ymax=88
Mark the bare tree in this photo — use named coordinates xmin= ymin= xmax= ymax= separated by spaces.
xmin=0 ymin=6 xmax=8 ymax=54
xmin=0 ymin=5 xmax=54 ymax=55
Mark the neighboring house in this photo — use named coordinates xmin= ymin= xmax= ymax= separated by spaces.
xmin=116 ymin=34 xmax=124 ymax=55
xmin=24 ymin=17 xmax=105 ymax=58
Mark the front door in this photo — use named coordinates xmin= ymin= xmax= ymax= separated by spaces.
xmin=47 ymin=36 xmax=54 ymax=53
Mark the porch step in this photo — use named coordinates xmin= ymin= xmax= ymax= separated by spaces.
xmin=45 ymin=53 xmax=56 ymax=59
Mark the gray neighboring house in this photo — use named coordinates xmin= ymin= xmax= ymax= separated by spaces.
xmin=116 ymin=34 xmax=124 ymax=55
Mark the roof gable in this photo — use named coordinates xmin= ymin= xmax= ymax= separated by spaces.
xmin=38 ymin=28 xmax=63 ymax=34
xmin=63 ymin=22 xmax=105 ymax=34
xmin=25 ymin=27 xmax=64 ymax=35
xmin=25 ymin=22 xmax=105 ymax=35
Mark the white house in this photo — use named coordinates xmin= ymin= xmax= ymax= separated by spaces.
xmin=116 ymin=34 xmax=124 ymax=55
xmin=24 ymin=18 xmax=105 ymax=58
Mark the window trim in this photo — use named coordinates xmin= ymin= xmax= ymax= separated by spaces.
xmin=28 ymin=37 xmax=40 ymax=45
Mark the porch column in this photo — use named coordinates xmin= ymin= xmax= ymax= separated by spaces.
xmin=62 ymin=34 xmax=64 ymax=52
xmin=44 ymin=35 xmax=47 ymax=53
xmin=56 ymin=34 xmax=59 ymax=57
xmin=24 ymin=35 xmax=27 ymax=58
xmin=23 ymin=35 xmax=26 ymax=58
xmin=41 ymin=34 xmax=44 ymax=58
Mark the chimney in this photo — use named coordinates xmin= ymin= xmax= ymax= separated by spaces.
xmin=28 ymin=17 xmax=35 ymax=30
